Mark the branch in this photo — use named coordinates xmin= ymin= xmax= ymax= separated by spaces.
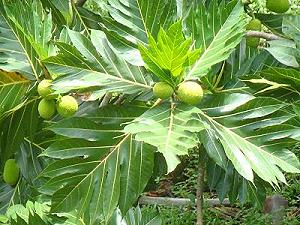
xmin=245 ymin=31 xmax=283 ymax=41
xmin=138 ymin=196 xmax=230 ymax=207
xmin=76 ymin=0 xmax=88 ymax=7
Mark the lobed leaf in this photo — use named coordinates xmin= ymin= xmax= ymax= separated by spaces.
xmin=124 ymin=102 xmax=205 ymax=172
xmin=44 ymin=29 xmax=153 ymax=95
xmin=185 ymin=0 xmax=248 ymax=79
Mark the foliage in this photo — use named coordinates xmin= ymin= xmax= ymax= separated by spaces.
xmin=145 ymin=204 xmax=300 ymax=225
xmin=0 ymin=0 xmax=299 ymax=224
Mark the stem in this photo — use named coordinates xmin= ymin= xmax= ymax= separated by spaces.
xmin=245 ymin=31 xmax=283 ymax=41
xmin=196 ymin=146 xmax=205 ymax=225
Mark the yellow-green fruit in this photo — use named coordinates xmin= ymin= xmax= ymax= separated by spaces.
xmin=266 ymin=0 xmax=290 ymax=13
xmin=3 ymin=159 xmax=20 ymax=186
xmin=153 ymin=82 xmax=174 ymax=99
xmin=246 ymin=19 xmax=262 ymax=48
xmin=176 ymin=81 xmax=203 ymax=105
xmin=37 ymin=79 xmax=53 ymax=98
xmin=38 ymin=99 xmax=56 ymax=119
xmin=57 ymin=96 xmax=78 ymax=117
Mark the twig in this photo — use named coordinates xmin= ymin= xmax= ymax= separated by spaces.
xmin=138 ymin=196 xmax=230 ymax=207
xmin=245 ymin=31 xmax=283 ymax=41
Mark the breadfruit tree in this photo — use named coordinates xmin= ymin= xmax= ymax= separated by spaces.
xmin=0 ymin=0 xmax=299 ymax=224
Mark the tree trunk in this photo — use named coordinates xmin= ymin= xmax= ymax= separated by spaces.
xmin=196 ymin=146 xmax=206 ymax=225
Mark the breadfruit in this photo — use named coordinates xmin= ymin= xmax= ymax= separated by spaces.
xmin=176 ymin=81 xmax=203 ymax=105
xmin=153 ymin=82 xmax=174 ymax=99
xmin=38 ymin=99 xmax=56 ymax=119
xmin=57 ymin=96 xmax=78 ymax=117
xmin=38 ymin=79 xmax=53 ymax=98
xmin=3 ymin=159 xmax=20 ymax=186
xmin=246 ymin=19 xmax=262 ymax=48
xmin=266 ymin=0 xmax=290 ymax=13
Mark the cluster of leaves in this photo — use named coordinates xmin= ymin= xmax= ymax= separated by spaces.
xmin=0 ymin=201 xmax=161 ymax=225
xmin=0 ymin=0 xmax=299 ymax=224
xmin=149 ymin=204 xmax=300 ymax=225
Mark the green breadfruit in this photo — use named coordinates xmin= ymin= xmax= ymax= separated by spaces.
xmin=38 ymin=79 xmax=53 ymax=98
xmin=266 ymin=0 xmax=290 ymax=13
xmin=246 ymin=19 xmax=262 ymax=48
xmin=38 ymin=99 xmax=56 ymax=119
xmin=153 ymin=82 xmax=174 ymax=99
xmin=3 ymin=159 xmax=20 ymax=186
xmin=176 ymin=81 xmax=203 ymax=105
xmin=57 ymin=96 xmax=78 ymax=118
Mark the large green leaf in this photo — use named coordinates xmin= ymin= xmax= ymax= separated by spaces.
xmin=185 ymin=0 xmax=247 ymax=79
xmin=0 ymin=0 xmax=53 ymax=80
xmin=40 ymin=104 xmax=154 ymax=224
xmin=197 ymin=92 xmax=300 ymax=185
xmin=78 ymin=0 xmax=177 ymax=65
xmin=124 ymin=102 xmax=204 ymax=172
xmin=44 ymin=29 xmax=153 ymax=95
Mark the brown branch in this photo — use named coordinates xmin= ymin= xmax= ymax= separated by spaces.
xmin=245 ymin=31 xmax=283 ymax=41
xmin=138 ymin=196 xmax=230 ymax=207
